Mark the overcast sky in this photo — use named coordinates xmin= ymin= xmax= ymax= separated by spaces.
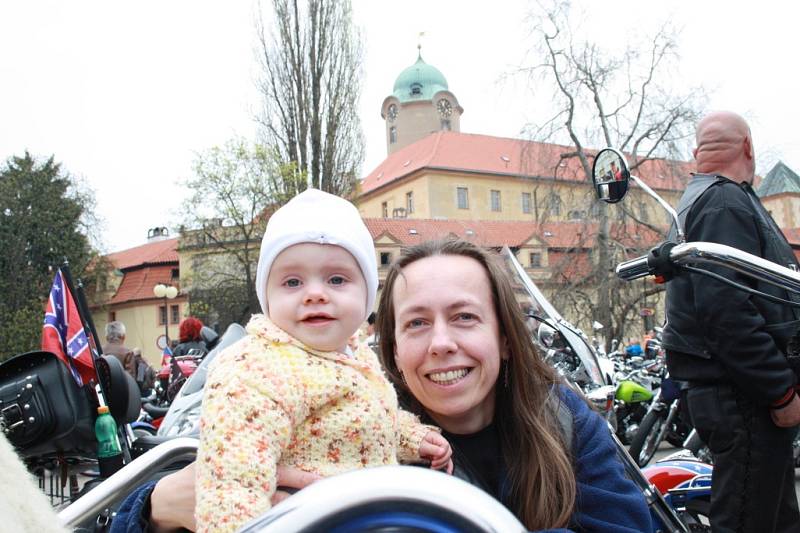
xmin=2 ymin=1 xmax=799 ymax=253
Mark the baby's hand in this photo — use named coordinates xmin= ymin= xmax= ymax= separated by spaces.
xmin=419 ymin=430 xmax=453 ymax=474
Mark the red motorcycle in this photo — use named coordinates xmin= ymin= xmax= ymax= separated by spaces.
xmin=155 ymin=327 xmax=219 ymax=404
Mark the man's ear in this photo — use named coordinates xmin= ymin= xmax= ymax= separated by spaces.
xmin=692 ymin=146 xmax=698 ymax=160
xmin=743 ymin=135 xmax=754 ymax=160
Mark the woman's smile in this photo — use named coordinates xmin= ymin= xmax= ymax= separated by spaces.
xmin=426 ymin=367 xmax=472 ymax=385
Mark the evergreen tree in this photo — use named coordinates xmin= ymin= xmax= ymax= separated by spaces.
xmin=0 ymin=152 xmax=95 ymax=360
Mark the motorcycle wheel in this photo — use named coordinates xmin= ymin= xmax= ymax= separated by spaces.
xmin=628 ymin=409 xmax=667 ymax=467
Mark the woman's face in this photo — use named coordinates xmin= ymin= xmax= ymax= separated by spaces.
xmin=392 ymin=255 xmax=504 ymax=434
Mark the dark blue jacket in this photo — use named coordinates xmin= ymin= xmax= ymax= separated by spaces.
xmin=111 ymin=387 xmax=652 ymax=533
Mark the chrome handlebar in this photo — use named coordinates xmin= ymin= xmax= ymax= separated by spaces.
xmin=616 ymin=242 xmax=800 ymax=294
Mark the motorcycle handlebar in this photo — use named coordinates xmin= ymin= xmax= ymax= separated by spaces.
xmin=616 ymin=255 xmax=653 ymax=281
xmin=616 ymin=242 xmax=800 ymax=295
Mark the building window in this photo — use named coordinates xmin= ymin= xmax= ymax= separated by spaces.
xmin=522 ymin=192 xmax=532 ymax=214
xmin=171 ymin=268 xmax=179 ymax=280
xmin=158 ymin=305 xmax=167 ymax=326
xmin=547 ymin=193 xmax=562 ymax=217
xmin=109 ymin=311 xmax=116 ymax=322
xmin=170 ymin=304 xmax=180 ymax=324
xmin=406 ymin=191 xmax=414 ymax=214
xmin=568 ymin=209 xmax=586 ymax=220
xmin=381 ymin=201 xmax=388 ymax=218
xmin=389 ymin=126 xmax=397 ymax=144
xmin=457 ymin=187 xmax=469 ymax=209
xmin=380 ymin=252 xmax=392 ymax=266
xmin=441 ymin=119 xmax=451 ymax=131
xmin=490 ymin=190 xmax=501 ymax=212
xmin=530 ymin=252 xmax=542 ymax=268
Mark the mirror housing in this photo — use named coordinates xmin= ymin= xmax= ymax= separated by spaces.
xmin=537 ymin=322 xmax=556 ymax=348
xmin=592 ymin=148 xmax=630 ymax=203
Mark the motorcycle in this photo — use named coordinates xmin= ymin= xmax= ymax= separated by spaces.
xmin=628 ymin=368 xmax=690 ymax=467
xmin=155 ymin=326 xmax=220 ymax=405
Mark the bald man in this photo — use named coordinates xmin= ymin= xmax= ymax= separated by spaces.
xmin=663 ymin=111 xmax=800 ymax=532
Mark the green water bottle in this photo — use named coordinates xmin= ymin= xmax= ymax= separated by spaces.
xmin=95 ymin=405 xmax=123 ymax=477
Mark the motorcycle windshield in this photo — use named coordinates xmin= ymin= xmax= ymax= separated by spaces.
xmin=500 ymin=246 xmax=605 ymax=387
xmin=178 ymin=322 xmax=247 ymax=396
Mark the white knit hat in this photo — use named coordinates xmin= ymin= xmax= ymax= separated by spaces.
xmin=255 ymin=188 xmax=377 ymax=321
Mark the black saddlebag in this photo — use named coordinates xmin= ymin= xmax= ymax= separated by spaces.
xmin=0 ymin=351 xmax=96 ymax=458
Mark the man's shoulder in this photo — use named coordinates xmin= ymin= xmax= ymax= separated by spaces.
xmin=692 ymin=177 xmax=751 ymax=212
xmin=103 ymin=343 xmax=131 ymax=357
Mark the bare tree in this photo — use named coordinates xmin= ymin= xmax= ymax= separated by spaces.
xmin=255 ymin=0 xmax=365 ymax=197
xmin=180 ymin=138 xmax=305 ymax=327
xmin=521 ymin=0 xmax=705 ymax=346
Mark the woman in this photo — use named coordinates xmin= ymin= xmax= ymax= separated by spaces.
xmin=112 ymin=240 xmax=651 ymax=532
xmin=172 ymin=317 xmax=206 ymax=356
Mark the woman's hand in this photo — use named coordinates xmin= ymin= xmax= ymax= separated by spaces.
xmin=419 ymin=431 xmax=454 ymax=474
xmin=150 ymin=462 xmax=197 ymax=532
xmin=273 ymin=466 xmax=322 ymax=504
xmin=148 ymin=463 xmax=321 ymax=531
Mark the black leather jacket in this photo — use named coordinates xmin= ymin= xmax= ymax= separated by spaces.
xmin=663 ymin=175 xmax=799 ymax=405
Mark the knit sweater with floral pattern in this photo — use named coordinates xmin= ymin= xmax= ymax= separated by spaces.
xmin=195 ymin=314 xmax=435 ymax=533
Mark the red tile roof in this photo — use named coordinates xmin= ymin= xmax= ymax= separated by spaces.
xmin=106 ymin=238 xmax=179 ymax=271
xmin=109 ymin=264 xmax=179 ymax=305
xmin=361 ymin=131 xmax=693 ymax=196
xmin=364 ymin=218 xmax=664 ymax=250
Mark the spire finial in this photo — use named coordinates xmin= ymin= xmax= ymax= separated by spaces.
xmin=417 ymin=31 xmax=425 ymax=59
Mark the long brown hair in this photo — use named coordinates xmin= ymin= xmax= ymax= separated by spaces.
xmin=376 ymin=239 xmax=575 ymax=530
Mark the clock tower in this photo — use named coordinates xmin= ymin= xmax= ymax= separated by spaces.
xmin=381 ymin=49 xmax=463 ymax=155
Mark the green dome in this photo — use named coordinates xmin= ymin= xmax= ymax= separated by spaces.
xmin=392 ymin=54 xmax=449 ymax=103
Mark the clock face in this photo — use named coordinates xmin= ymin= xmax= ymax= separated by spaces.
xmin=436 ymin=98 xmax=453 ymax=117
xmin=387 ymin=104 xmax=398 ymax=122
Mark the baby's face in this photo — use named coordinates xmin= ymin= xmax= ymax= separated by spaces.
xmin=266 ymin=243 xmax=366 ymax=352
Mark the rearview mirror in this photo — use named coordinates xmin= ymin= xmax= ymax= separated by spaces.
xmin=591 ymin=148 xmax=630 ymax=203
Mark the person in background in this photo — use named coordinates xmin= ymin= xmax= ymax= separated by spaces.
xmin=131 ymin=348 xmax=156 ymax=395
xmin=662 ymin=111 xmax=800 ymax=532
xmin=103 ymin=321 xmax=136 ymax=379
xmin=364 ymin=311 xmax=377 ymax=345
xmin=624 ymin=339 xmax=643 ymax=359
xmin=172 ymin=317 xmax=206 ymax=356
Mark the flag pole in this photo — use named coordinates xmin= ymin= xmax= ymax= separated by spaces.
xmin=60 ymin=260 xmax=108 ymax=407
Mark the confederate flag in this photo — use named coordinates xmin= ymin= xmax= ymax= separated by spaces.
xmin=41 ymin=269 xmax=96 ymax=385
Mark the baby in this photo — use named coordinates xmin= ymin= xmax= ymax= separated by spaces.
xmin=195 ymin=189 xmax=452 ymax=533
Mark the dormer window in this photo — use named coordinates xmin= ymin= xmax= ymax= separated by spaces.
xmin=410 ymin=83 xmax=422 ymax=96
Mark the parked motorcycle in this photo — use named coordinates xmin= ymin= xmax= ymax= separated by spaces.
xmin=628 ymin=369 xmax=690 ymax=467
xmin=155 ymin=326 xmax=220 ymax=405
